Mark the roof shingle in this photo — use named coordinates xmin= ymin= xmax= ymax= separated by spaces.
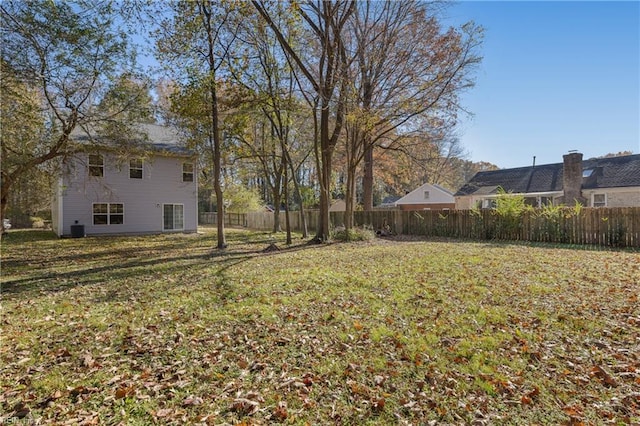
xmin=455 ymin=154 xmax=640 ymax=196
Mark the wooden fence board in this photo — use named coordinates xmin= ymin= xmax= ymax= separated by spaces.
xmin=203 ymin=207 xmax=640 ymax=248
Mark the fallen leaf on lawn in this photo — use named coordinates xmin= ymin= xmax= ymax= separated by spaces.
xmin=154 ymin=408 xmax=173 ymax=418
xmin=524 ymin=386 xmax=540 ymax=401
xmin=302 ymin=375 xmax=314 ymax=387
xmin=69 ymin=386 xmax=95 ymax=397
xmin=562 ymin=404 xmax=583 ymax=417
xmin=371 ymin=397 xmax=385 ymax=413
xmin=231 ymin=398 xmax=260 ymax=416
xmin=590 ymin=365 xmax=618 ymax=387
xmin=115 ymin=386 xmax=135 ymax=399
xmin=56 ymin=348 xmax=71 ymax=358
xmin=82 ymin=354 xmax=95 ymax=368
xmin=272 ymin=401 xmax=288 ymax=422
xmin=182 ymin=396 xmax=204 ymax=407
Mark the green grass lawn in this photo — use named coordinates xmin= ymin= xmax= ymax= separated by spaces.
xmin=1 ymin=228 xmax=639 ymax=425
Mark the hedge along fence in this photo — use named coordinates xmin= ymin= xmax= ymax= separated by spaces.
xmin=224 ymin=207 xmax=640 ymax=248
xmin=401 ymin=207 xmax=640 ymax=247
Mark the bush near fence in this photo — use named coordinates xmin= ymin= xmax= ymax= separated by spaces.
xmin=201 ymin=208 xmax=640 ymax=248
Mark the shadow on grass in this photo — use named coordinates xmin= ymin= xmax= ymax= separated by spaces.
xmin=1 ymin=229 xmax=58 ymax=243
xmin=2 ymin=249 xmax=246 ymax=297
xmin=1 ymin=231 xmax=321 ymax=301
xmin=2 ymin=235 xmax=207 ymax=270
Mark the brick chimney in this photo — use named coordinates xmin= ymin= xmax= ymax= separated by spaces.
xmin=562 ymin=152 xmax=586 ymax=205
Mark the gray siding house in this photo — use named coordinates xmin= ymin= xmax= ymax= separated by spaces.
xmin=52 ymin=125 xmax=198 ymax=237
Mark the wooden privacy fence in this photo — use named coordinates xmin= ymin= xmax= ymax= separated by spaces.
xmin=205 ymin=207 xmax=640 ymax=248
xmin=399 ymin=207 xmax=640 ymax=247
xmin=199 ymin=212 xmax=247 ymax=227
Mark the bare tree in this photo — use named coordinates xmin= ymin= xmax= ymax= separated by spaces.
xmin=252 ymin=0 xmax=355 ymax=242
xmin=228 ymin=9 xmax=313 ymax=239
xmin=344 ymin=2 xmax=483 ymax=212
xmin=156 ymin=0 xmax=246 ymax=249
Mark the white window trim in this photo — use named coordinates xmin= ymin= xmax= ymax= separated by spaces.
xmin=162 ymin=203 xmax=185 ymax=231
xmin=592 ymin=193 xmax=607 ymax=207
xmin=182 ymin=163 xmax=194 ymax=182
xmin=129 ymin=158 xmax=143 ymax=179
xmin=88 ymin=154 xmax=104 ymax=177
xmin=92 ymin=202 xmax=125 ymax=225
xmin=423 ymin=190 xmax=430 ymax=200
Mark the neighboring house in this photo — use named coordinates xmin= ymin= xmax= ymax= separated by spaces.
xmin=392 ymin=183 xmax=456 ymax=211
xmin=52 ymin=124 xmax=198 ymax=237
xmin=455 ymin=152 xmax=640 ymax=209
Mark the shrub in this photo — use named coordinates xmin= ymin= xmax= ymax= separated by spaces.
xmin=332 ymin=225 xmax=376 ymax=242
xmin=30 ymin=216 xmax=46 ymax=229
xmin=493 ymin=187 xmax=532 ymax=237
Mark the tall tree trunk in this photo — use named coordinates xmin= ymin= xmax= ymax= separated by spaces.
xmin=210 ymin=85 xmax=225 ymax=249
xmin=316 ymin=103 xmax=332 ymax=242
xmin=272 ymin=190 xmax=281 ymax=233
xmin=344 ymin=123 xmax=358 ymax=234
xmin=283 ymin=154 xmax=291 ymax=244
xmin=344 ymin=163 xmax=356 ymax=232
xmin=201 ymin=0 xmax=226 ymax=249
xmin=362 ymin=142 xmax=374 ymax=210
xmin=285 ymin=150 xmax=308 ymax=238
xmin=361 ymin=77 xmax=374 ymax=211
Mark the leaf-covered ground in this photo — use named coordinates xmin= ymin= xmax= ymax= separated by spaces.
xmin=1 ymin=228 xmax=639 ymax=425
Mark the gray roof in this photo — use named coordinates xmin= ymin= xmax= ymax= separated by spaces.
xmin=71 ymin=123 xmax=194 ymax=157
xmin=380 ymin=195 xmax=402 ymax=205
xmin=455 ymin=154 xmax=640 ymax=196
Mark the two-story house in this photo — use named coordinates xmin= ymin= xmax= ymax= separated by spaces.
xmin=52 ymin=124 xmax=198 ymax=237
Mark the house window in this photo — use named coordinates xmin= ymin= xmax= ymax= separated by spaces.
xmin=424 ymin=191 xmax=430 ymax=200
xmin=593 ymin=193 xmax=606 ymax=207
xmin=89 ymin=154 xmax=104 ymax=177
xmin=130 ymin=159 xmax=143 ymax=179
xmin=163 ymin=204 xmax=184 ymax=230
xmin=540 ymin=196 xmax=553 ymax=207
xmin=183 ymin=163 xmax=194 ymax=182
xmin=93 ymin=203 xmax=124 ymax=225
xmin=482 ymin=199 xmax=496 ymax=209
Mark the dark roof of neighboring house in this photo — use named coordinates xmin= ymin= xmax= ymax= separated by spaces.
xmin=455 ymin=154 xmax=640 ymax=196
xmin=378 ymin=195 xmax=402 ymax=206
xmin=71 ymin=123 xmax=194 ymax=157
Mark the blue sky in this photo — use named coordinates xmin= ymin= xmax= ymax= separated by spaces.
xmin=443 ymin=1 xmax=640 ymax=169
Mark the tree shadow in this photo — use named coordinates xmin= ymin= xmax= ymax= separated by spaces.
xmin=1 ymin=234 xmax=323 ymax=302
xmin=1 ymin=229 xmax=58 ymax=243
